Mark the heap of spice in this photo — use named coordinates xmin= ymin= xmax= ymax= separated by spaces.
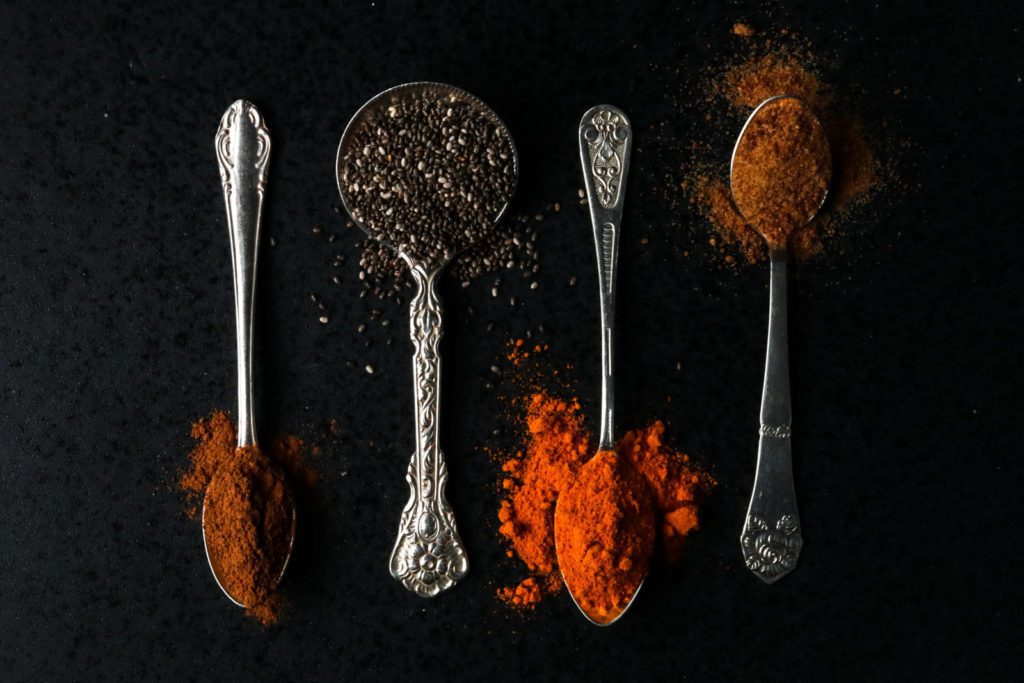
xmin=554 ymin=449 xmax=655 ymax=623
xmin=337 ymin=91 xmax=517 ymax=265
xmin=493 ymin=342 xmax=715 ymax=611
xmin=203 ymin=445 xmax=293 ymax=619
xmin=731 ymin=97 xmax=832 ymax=245
xmin=179 ymin=411 xmax=318 ymax=624
xmin=681 ymin=34 xmax=884 ymax=263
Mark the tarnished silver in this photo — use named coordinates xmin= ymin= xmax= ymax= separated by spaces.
xmin=557 ymin=105 xmax=637 ymax=626
xmin=336 ymin=83 xmax=518 ymax=597
xmin=730 ymin=96 xmax=831 ymax=583
xmin=205 ymin=100 xmax=295 ymax=606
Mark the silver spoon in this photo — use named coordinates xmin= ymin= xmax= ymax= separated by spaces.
xmin=335 ymin=82 xmax=518 ymax=597
xmin=554 ymin=105 xmax=644 ymax=626
xmin=731 ymin=95 xmax=831 ymax=583
xmin=204 ymin=100 xmax=296 ymax=606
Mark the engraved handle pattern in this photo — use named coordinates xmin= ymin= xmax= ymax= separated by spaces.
xmin=580 ymin=105 xmax=631 ymax=449
xmin=215 ymin=100 xmax=270 ymax=448
xmin=389 ymin=256 xmax=468 ymax=597
xmin=741 ymin=248 xmax=803 ymax=582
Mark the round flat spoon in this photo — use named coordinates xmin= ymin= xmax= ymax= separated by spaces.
xmin=204 ymin=100 xmax=296 ymax=606
xmin=730 ymin=95 xmax=831 ymax=583
xmin=336 ymin=83 xmax=518 ymax=597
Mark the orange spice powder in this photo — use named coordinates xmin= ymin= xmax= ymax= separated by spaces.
xmin=493 ymin=342 xmax=715 ymax=610
xmin=554 ymin=449 xmax=655 ymax=623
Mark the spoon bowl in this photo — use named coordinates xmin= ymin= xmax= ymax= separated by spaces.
xmin=556 ymin=449 xmax=652 ymax=627
xmin=336 ymin=81 xmax=518 ymax=258
xmin=730 ymin=95 xmax=831 ymax=242
xmin=202 ymin=458 xmax=297 ymax=606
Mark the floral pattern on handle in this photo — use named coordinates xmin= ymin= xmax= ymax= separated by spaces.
xmin=740 ymin=514 xmax=803 ymax=581
xmin=389 ymin=257 xmax=468 ymax=597
xmin=581 ymin=108 xmax=630 ymax=208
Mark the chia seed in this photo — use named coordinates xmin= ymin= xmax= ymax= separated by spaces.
xmin=338 ymin=90 xmax=516 ymax=265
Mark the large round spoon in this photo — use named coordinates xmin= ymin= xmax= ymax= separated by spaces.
xmin=335 ymin=82 xmax=518 ymax=597
xmin=554 ymin=105 xmax=652 ymax=626
xmin=730 ymin=95 xmax=831 ymax=583
xmin=204 ymin=100 xmax=296 ymax=606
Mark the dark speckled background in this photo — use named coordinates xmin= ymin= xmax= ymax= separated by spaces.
xmin=1 ymin=0 xmax=1020 ymax=679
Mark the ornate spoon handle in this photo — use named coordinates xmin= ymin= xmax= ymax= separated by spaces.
xmin=389 ymin=256 xmax=468 ymax=597
xmin=741 ymin=247 xmax=803 ymax=583
xmin=579 ymin=105 xmax=632 ymax=450
xmin=215 ymin=100 xmax=270 ymax=448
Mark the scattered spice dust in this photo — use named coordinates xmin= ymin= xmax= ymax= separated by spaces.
xmin=179 ymin=410 xmax=319 ymax=625
xmin=491 ymin=341 xmax=715 ymax=611
xmin=732 ymin=22 xmax=756 ymax=38
xmin=681 ymin=31 xmax=889 ymax=264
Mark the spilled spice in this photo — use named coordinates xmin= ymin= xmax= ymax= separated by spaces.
xmin=732 ymin=22 xmax=756 ymax=38
xmin=682 ymin=33 xmax=885 ymax=264
xmin=179 ymin=410 xmax=319 ymax=624
xmin=619 ymin=421 xmax=711 ymax=563
xmin=492 ymin=342 xmax=715 ymax=610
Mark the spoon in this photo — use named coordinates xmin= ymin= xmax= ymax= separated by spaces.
xmin=204 ymin=100 xmax=296 ymax=606
xmin=335 ymin=82 xmax=518 ymax=597
xmin=554 ymin=105 xmax=647 ymax=626
xmin=731 ymin=95 xmax=831 ymax=583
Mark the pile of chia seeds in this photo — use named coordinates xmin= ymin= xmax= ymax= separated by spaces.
xmin=338 ymin=92 xmax=517 ymax=265
xmin=351 ymin=209 xmax=547 ymax=300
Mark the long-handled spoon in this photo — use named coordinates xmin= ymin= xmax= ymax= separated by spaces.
xmin=204 ymin=100 xmax=296 ymax=605
xmin=335 ymin=83 xmax=519 ymax=597
xmin=554 ymin=105 xmax=646 ymax=626
xmin=731 ymin=95 xmax=831 ymax=583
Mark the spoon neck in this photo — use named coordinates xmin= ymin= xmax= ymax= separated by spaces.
xmin=769 ymin=245 xmax=789 ymax=262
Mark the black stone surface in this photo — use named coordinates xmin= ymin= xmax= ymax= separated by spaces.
xmin=1 ymin=1 xmax=1020 ymax=679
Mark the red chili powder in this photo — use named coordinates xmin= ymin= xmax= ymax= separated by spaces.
xmin=492 ymin=342 xmax=715 ymax=610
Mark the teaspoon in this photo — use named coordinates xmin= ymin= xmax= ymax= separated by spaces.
xmin=204 ymin=100 xmax=296 ymax=606
xmin=731 ymin=95 xmax=831 ymax=583
xmin=554 ymin=105 xmax=650 ymax=625
xmin=335 ymin=83 xmax=519 ymax=597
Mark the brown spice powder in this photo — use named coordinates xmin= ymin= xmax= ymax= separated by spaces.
xmin=203 ymin=446 xmax=293 ymax=622
xmin=179 ymin=411 xmax=319 ymax=624
xmin=731 ymin=97 xmax=832 ymax=246
xmin=685 ymin=39 xmax=883 ymax=264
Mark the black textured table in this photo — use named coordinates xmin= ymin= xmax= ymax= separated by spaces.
xmin=1 ymin=1 xmax=1019 ymax=679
